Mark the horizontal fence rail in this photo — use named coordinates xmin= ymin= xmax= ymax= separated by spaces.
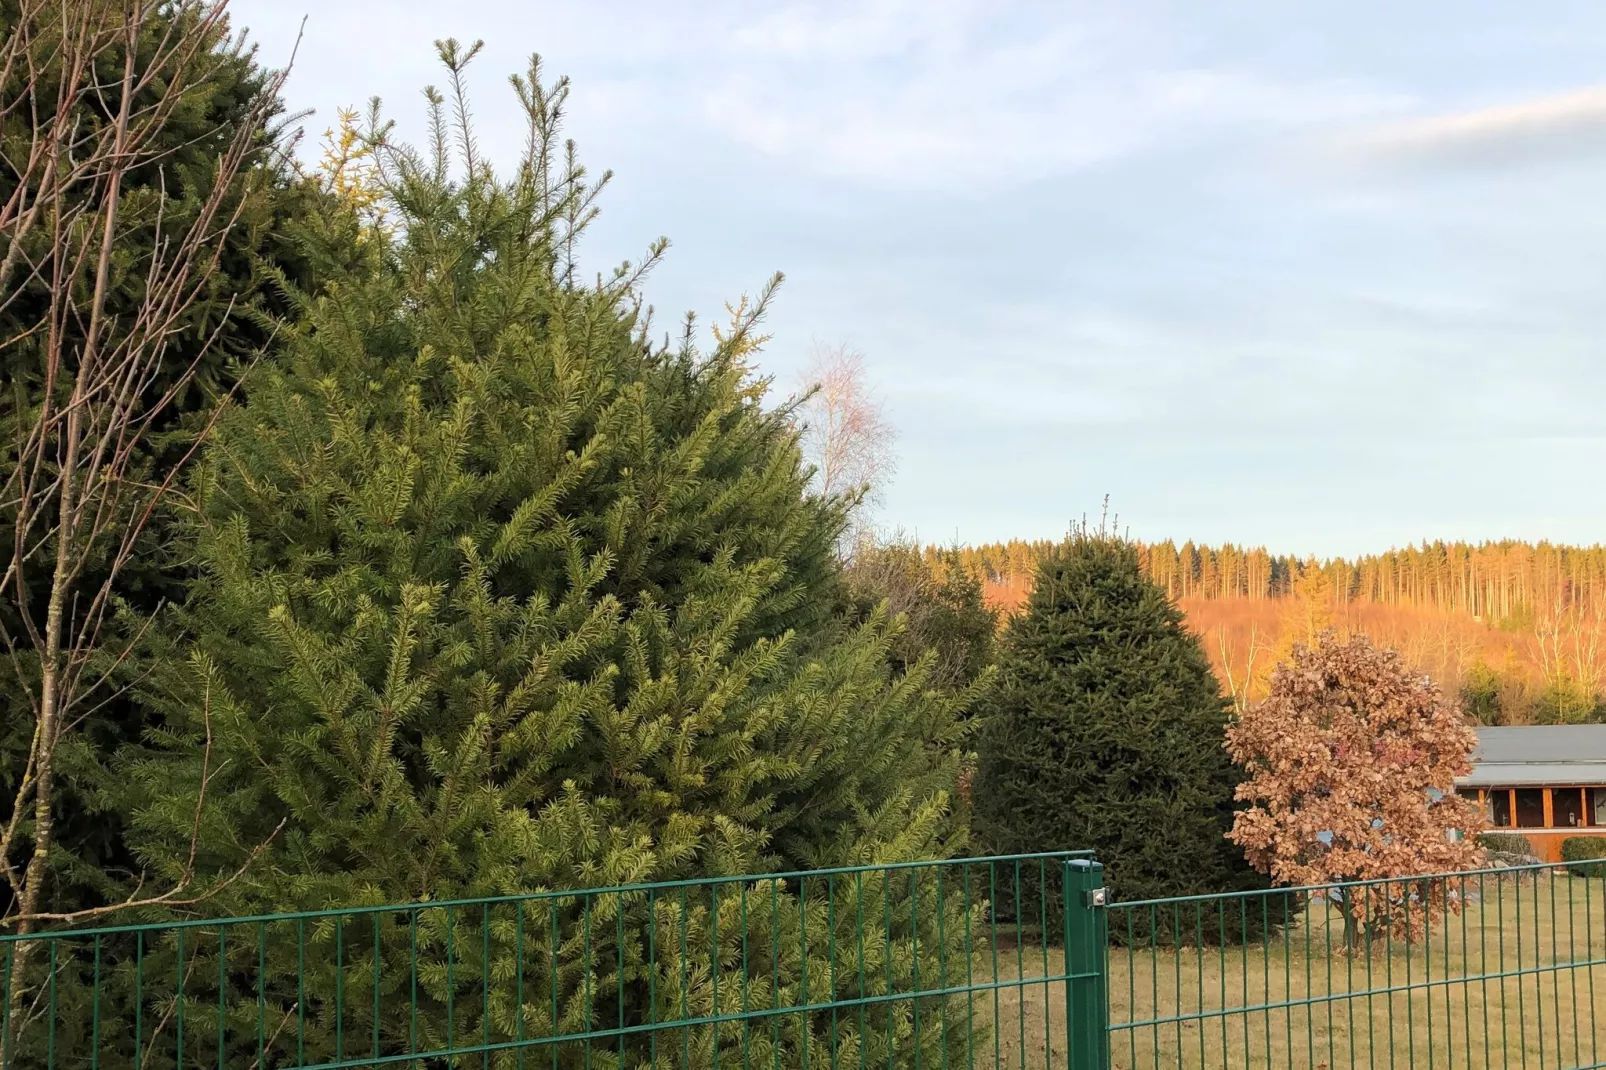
xmin=10 ymin=850 xmax=1603 ymax=1070
xmin=0 ymin=852 xmax=1099 ymax=1070
xmin=1105 ymin=856 xmax=1606 ymax=1070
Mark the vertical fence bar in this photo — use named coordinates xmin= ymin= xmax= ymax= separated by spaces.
xmin=516 ymin=899 xmax=526 ymax=1070
xmin=174 ymin=929 xmax=183 ymax=1070
xmin=935 ymin=868 xmax=949 ymax=1070
xmin=337 ymin=914 xmax=345 ymax=1061
xmin=619 ymin=891 xmax=628 ymax=1070
xmin=296 ymin=918 xmax=305 ymax=1068
xmin=782 ymin=879 xmax=791 ymax=1070
xmin=802 ymin=876 xmax=814 ymax=1070
xmin=1566 ymin=869 xmax=1580 ymax=1070
xmin=2 ymin=942 xmax=12 ymax=1070
xmin=136 ymin=930 xmax=144 ymax=1068
xmin=91 ymin=934 xmax=102 ymax=1070
xmin=1196 ymin=902 xmax=1205 ymax=1070
xmin=1459 ymin=874 xmax=1470 ymax=1070
xmin=822 ymin=876 xmax=833 ymax=1070
xmin=1217 ymin=898 xmax=1228 ymax=1070
xmin=1541 ymin=867 xmax=1554 ymax=1066
xmin=484 ymin=901 xmax=493 ymax=1070
xmin=1014 ymin=863 xmax=1024 ymax=1070
xmin=410 ymin=908 xmax=420 ymax=1065
xmin=47 ymin=939 xmax=57 ymax=1070
xmin=1062 ymin=859 xmax=1109 ymax=1070
xmin=743 ymin=884 xmax=754 ymax=1070
xmin=989 ymin=863 xmax=1000 ymax=1070
xmin=1280 ymin=895 xmax=1291 ymax=1070
xmin=647 ymin=889 xmax=658 ymax=1070
xmin=1498 ymin=869 xmax=1509 ymax=1070
xmin=958 ymin=866 xmax=971 ymax=1070
xmin=374 ymin=909 xmax=382 ymax=1064
xmin=258 ymin=922 xmax=267 ymax=1070
xmin=217 ymin=927 xmax=227 ymax=1070
xmin=1478 ymin=871 xmax=1490 ymax=1070
xmin=1035 ymin=861 xmax=1049 ymax=1070
xmin=583 ymin=896 xmax=593 ymax=1070
xmin=1587 ymin=867 xmax=1599 ymax=1069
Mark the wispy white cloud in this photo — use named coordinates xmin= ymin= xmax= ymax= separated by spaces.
xmin=1335 ymin=84 xmax=1606 ymax=169
xmin=249 ymin=0 xmax=1406 ymax=193
xmin=725 ymin=0 xmax=971 ymax=61
xmin=518 ymin=0 xmax=1400 ymax=193
xmin=678 ymin=1 xmax=1403 ymax=192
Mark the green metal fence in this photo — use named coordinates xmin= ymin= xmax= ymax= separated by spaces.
xmin=0 ymin=851 xmax=1105 ymax=1070
xmin=1105 ymin=856 xmax=1606 ymax=1070
xmin=6 ymin=852 xmax=1605 ymax=1069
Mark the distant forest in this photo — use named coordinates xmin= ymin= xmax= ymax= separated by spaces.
xmin=945 ymin=539 xmax=1606 ymax=620
xmin=936 ymin=539 xmax=1606 ymax=726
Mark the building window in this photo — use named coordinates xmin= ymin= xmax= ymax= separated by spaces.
xmin=1591 ymin=788 xmax=1606 ymax=827
xmin=1491 ymin=790 xmax=1513 ymax=827
xmin=1555 ymin=788 xmax=1585 ymax=828
xmin=1515 ymin=789 xmax=1546 ymax=828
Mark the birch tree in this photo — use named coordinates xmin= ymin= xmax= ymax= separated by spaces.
xmin=796 ymin=342 xmax=896 ymax=512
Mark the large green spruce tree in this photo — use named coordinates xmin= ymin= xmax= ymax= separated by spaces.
xmin=972 ymin=528 xmax=1284 ymax=941
xmin=100 ymin=47 xmax=974 ymax=1069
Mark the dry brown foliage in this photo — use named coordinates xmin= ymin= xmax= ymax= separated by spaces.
xmin=1226 ymin=632 xmax=1484 ymax=947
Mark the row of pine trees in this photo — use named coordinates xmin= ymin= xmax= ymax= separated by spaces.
xmin=950 ymin=538 xmax=1606 ymax=620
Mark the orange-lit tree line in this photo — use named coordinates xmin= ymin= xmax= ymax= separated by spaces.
xmin=936 ymin=539 xmax=1606 ymax=620
xmin=929 ymin=538 xmax=1606 ymax=725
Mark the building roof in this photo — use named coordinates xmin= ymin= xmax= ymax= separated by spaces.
xmin=1457 ymin=725 xmax=1606 ymax=788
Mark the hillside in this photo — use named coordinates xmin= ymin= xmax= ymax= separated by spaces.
xmin=937 ymin=539 xmax=1606 ymax=725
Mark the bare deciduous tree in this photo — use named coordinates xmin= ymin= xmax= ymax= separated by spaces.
xmin=1215 ymin=620 xmax=1266 ymax=716
xmin=1532 ymin=599 xmax=1606 ymax=722
xmin=796 ymin=342 xmax=896 ymax=510
xmin=0 ymin=0 xmax=289 ymax=961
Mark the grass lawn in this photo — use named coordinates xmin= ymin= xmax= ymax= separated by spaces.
xmin=976 ymin=870 xmax=1606 ymax=1070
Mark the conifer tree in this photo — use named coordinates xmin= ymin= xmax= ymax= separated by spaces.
xmin=971 ymin=528 xmax=1283 ymax=941
xmin=105 ymin=44 xmax=973 ymax=1069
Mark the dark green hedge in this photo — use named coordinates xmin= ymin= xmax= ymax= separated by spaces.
xmin=1560 ymin=837 xmax=1606 ymax=878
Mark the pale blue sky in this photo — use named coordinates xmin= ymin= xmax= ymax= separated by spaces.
xmin=233 ymin=0 xmax=1606 ymax=557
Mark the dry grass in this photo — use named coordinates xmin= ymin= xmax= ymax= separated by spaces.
xmin=974 ymin=871 xmax=1606 ymax=1070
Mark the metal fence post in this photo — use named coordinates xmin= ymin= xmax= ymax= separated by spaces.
xmin=1063 ymin=858 xmax=1110 ymax=1070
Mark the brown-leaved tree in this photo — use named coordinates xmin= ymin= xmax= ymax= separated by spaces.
xmin=1226 ymin=631 xmax=1484 ymax=947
